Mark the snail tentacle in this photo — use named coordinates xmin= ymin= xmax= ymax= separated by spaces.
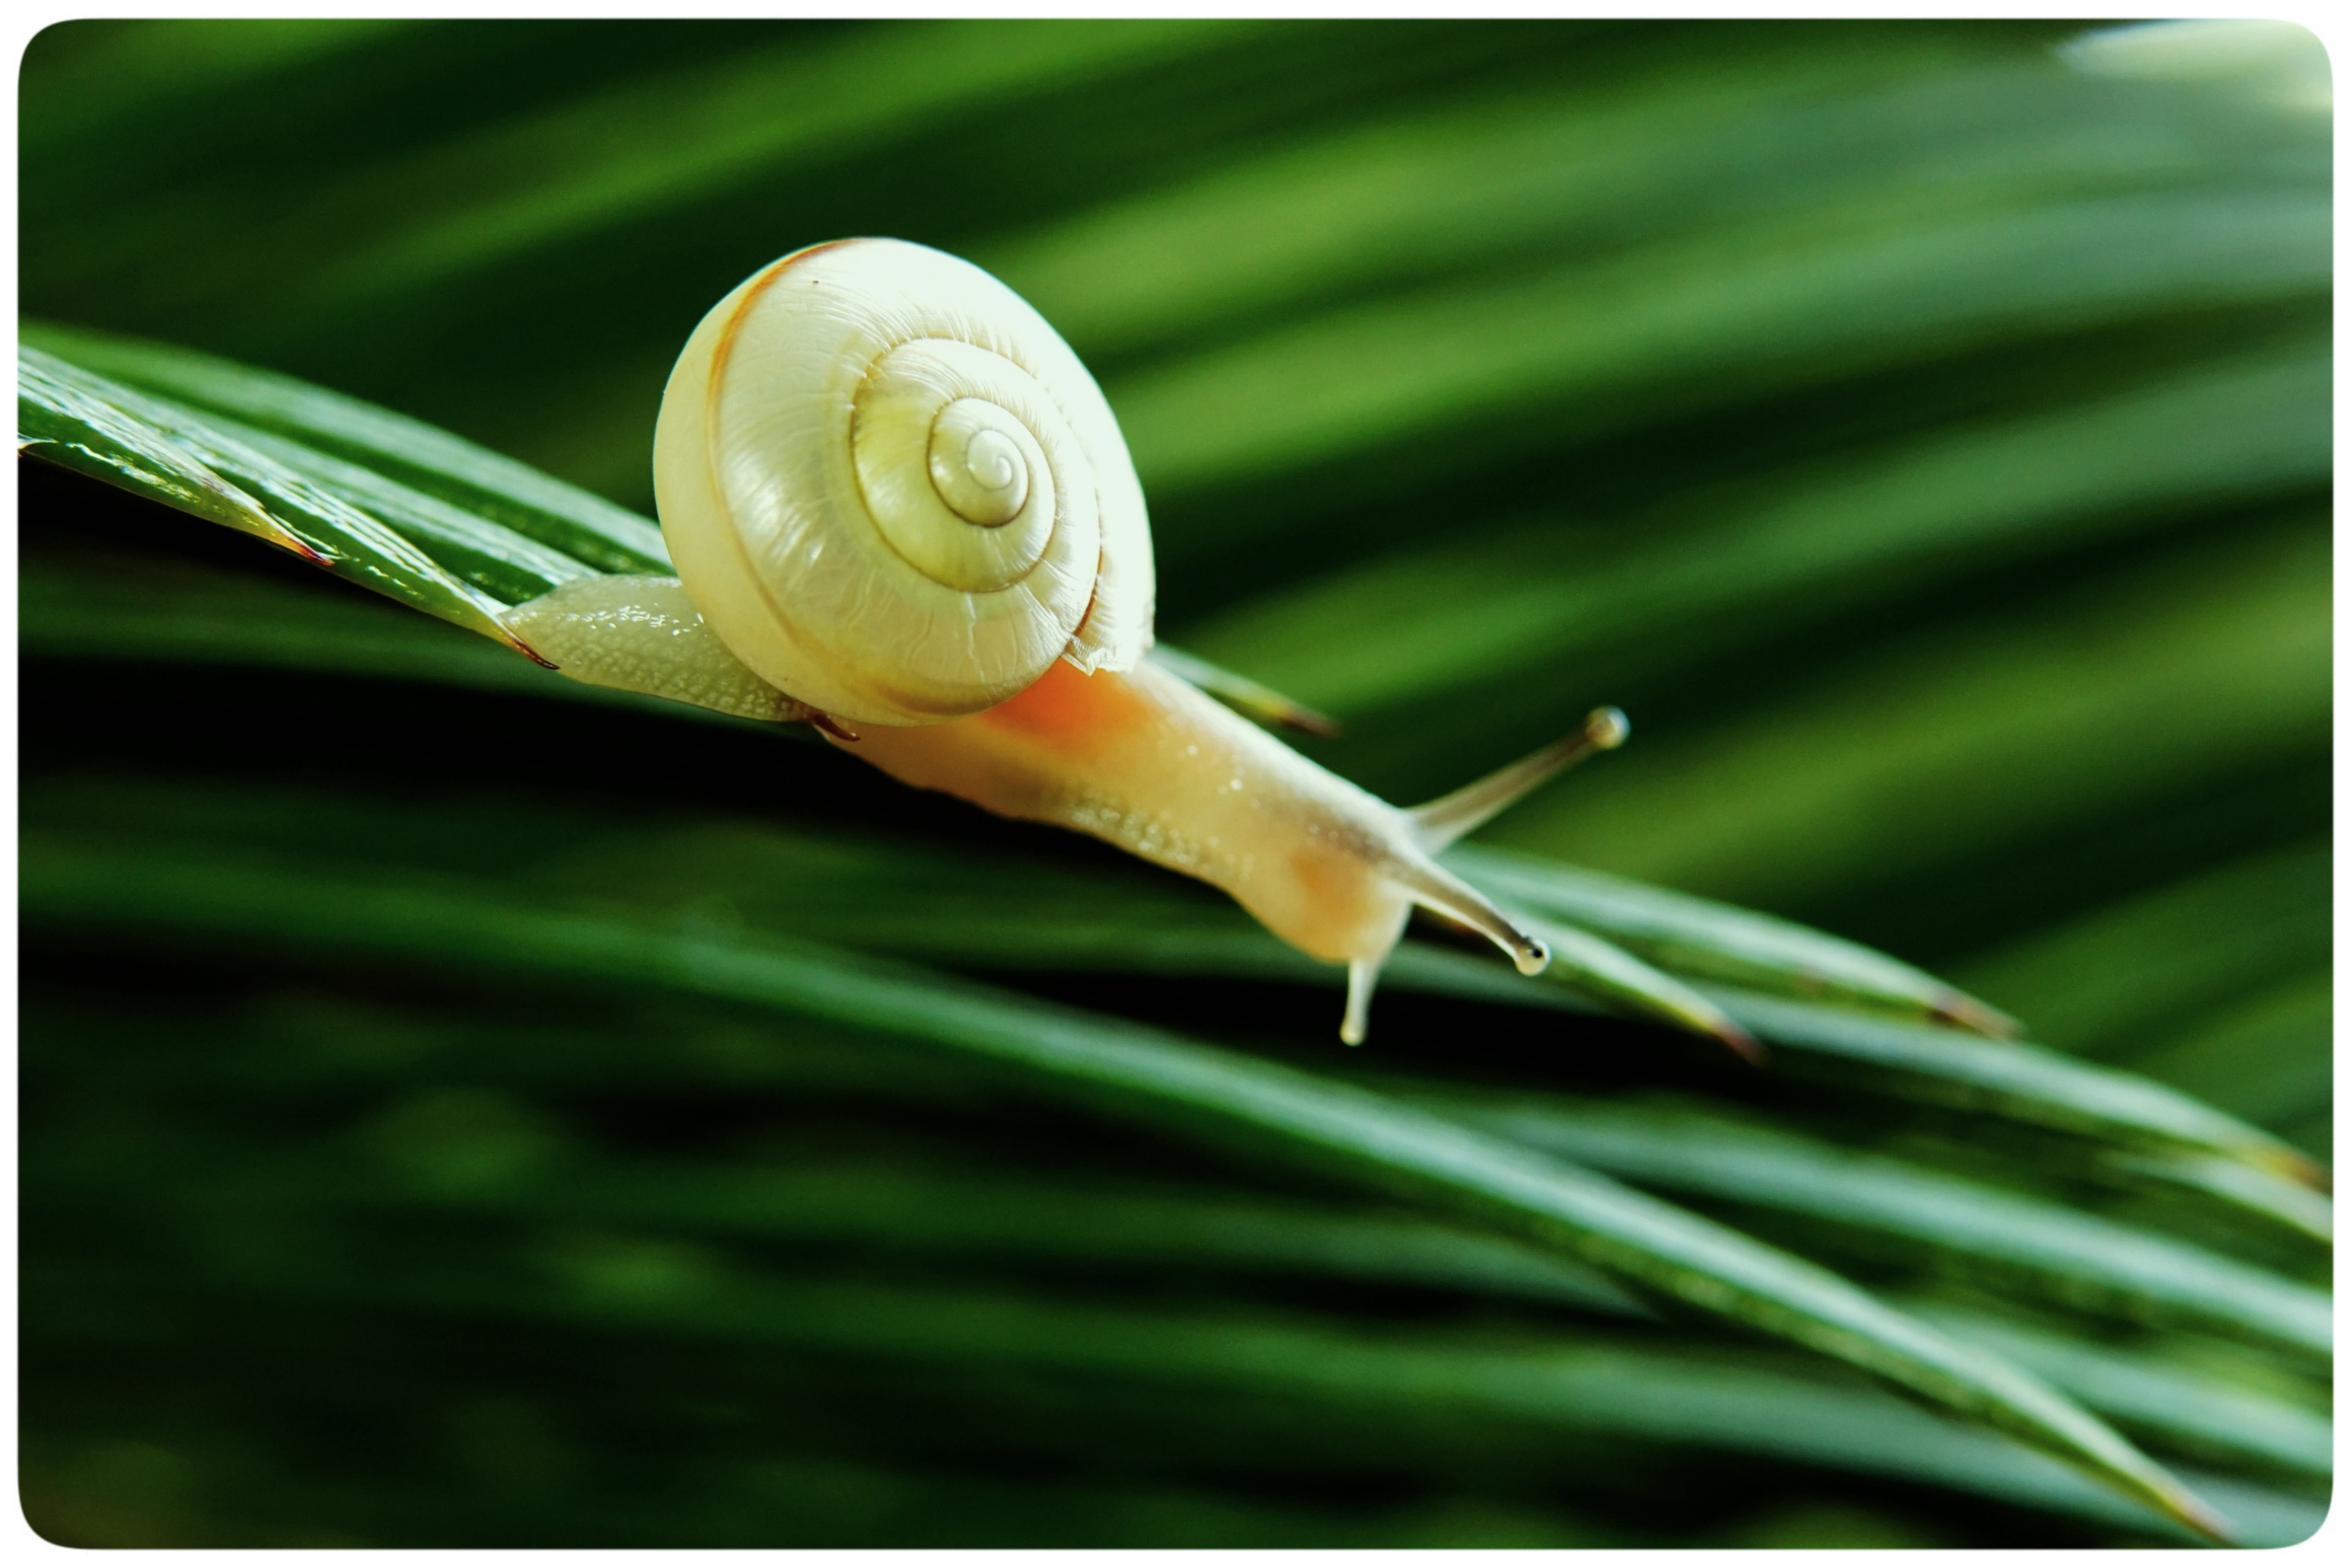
xmin=1342 ymin=960 xmax=1381 ymax=1047
xmin=1408 ymin=706 xmax=1629 ymax=850
xmin=1376 ymin=854 xmax=1553 ymax=978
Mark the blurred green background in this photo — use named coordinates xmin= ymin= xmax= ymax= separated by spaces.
xmin=16 ymin=17 xmax=2331 ymax=1548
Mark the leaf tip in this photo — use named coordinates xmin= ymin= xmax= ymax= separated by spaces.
xmin=2254 ymin=1143 xmax=2331 ymax=1193
xmin=264 ymin=526 xmax=332 ymax=568
xmin=1714 ymin=1019 xmax=1768 ymax=1067
xmin=807 ymin=711 xmax=861 ymax=743
xmin=1282 ymin=703 xmax=1345 ymax=740
xmin=508 ymin=634 xmax=561 ymax=670
xmin=1932 ymin=988 xmax=2022 ymax=1039
xmin=2161 ymin=1485 xmax=2238 ymax=1547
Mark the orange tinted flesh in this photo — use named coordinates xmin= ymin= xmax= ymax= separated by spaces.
xmin=831 ymin=659 xmax=1417 ymax=967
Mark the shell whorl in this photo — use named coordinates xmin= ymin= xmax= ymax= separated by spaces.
xmin=654 ymin=237 xmax=1154 ymax=726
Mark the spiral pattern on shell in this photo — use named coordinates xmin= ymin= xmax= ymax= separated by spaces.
xmin=654 ymin=237 xmax=1154 ymax=726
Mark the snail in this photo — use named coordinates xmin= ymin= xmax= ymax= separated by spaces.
xmin=507 ymin=238 xmax=1626 ymax=1043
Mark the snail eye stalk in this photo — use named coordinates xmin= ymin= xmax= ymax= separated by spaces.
xmin=1408 ymin=706 xmax=1630 ymax=850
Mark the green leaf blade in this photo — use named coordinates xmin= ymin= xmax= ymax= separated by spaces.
xmin=20 ymin=345 xmax=537 ymax=651
xmin=1451 ymin=1097 xmax=2332 ymax=1357
xmin=17 ymin=838 xmax=2230 ymax=1539
xmin=23 ymin=321 xmax=674 ymax=575
xmin=1455 ymin=842 xmax=2013 ymax=1034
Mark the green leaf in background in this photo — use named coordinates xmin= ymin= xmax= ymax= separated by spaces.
xmin=1449 ymin=842 xmax=2020 ymax=1032
xmin=14 ymin=839 xmax=2238 ymax=1538
xmin=1435 ymin=1096 xmax=2328 ymax=1357
xmin=18 ymin=15 xmax=2327 ymax=1551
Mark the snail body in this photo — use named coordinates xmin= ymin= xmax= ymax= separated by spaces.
xmin=840 ymin=654 xmax=1581 ymax=1042
xmin=510 ymin=238 xmax=1619 ymax=1042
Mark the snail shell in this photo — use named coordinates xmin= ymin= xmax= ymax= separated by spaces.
xmin=654 ymin=237 xmax=1154 ymax=726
